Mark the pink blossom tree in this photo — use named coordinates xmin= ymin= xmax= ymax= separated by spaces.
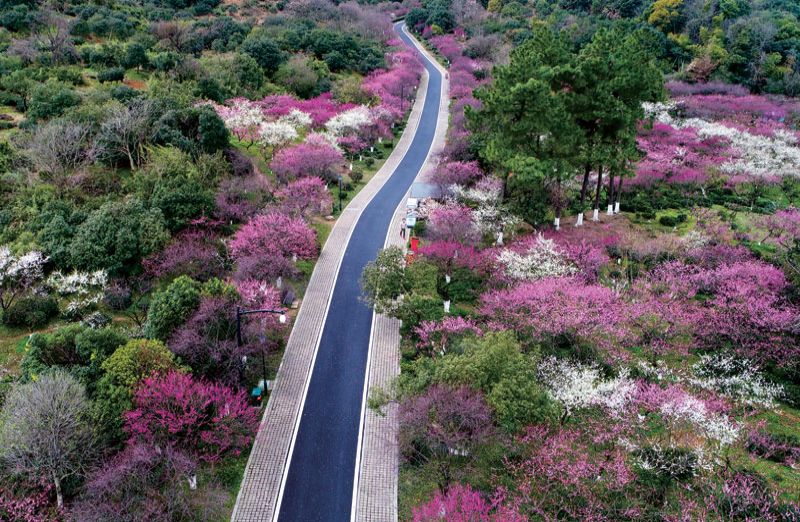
xmin=415 ymin=316 xmax=483 ymax=357
xmin=478 ymin=277 xmax=625 ymax=355
xmin=502 ymin=424 xmax=636 ymax=521
xmin=274 ymin=177 xmax=333 ymax=218
xmin=143 ymin=228 xmax=225 ymax=282
xmin=430 ymin=160 xmax=483 ymax=187
xmin=269 ymin=133 xmax=343 ymax=183
xmin=124 ymin=371 xmax=259 ymax=462
xmin=229 ymin=211 xmax=318 ymax=262
xmin=427 ymin=205 xmax=480 ymax=244
xmin=412 ymin=484 xmax=496 ymax=522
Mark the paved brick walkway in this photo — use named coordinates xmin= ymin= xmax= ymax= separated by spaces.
xmin=352 ymin=26 xmax=449 ymax=522
xmin=231 ymin=25 xmax=447 ymax=522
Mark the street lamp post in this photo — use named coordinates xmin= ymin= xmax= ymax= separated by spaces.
xmin=338 ymin=175 xmax=344 ymax=213
xmin=236 ymin=306 xmax=287 ymax=398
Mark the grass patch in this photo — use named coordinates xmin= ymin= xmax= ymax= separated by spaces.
xmin=630 ymin=208 xmax=696 ymax=235
xmin=398 ymin=466 xmax=438 ymax=521
xmin=198 ymin=453 xmax=249 ymax=521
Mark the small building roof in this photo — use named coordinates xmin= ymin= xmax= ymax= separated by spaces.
xmin=410 ymin=182 xmax=445 ymax=200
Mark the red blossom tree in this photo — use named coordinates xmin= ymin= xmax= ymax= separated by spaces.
xmin=72 ymin=443 xmax=228 ymax=522
xmin=124 ymin=372 xmax=259 ymax=462
xmin=412 ymin=484 xmax=500 ymax=522
xmin=430 ymin=160 xmax=483 ymax=188
xmin=400 ymin=385 xmax=495 ymax=491
xmin=143 ymin=228 xmax=225 ymax=282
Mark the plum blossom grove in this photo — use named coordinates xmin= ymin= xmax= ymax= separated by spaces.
xmin=209 ymin=45 xmax=421 ymax=167
xmin=367 ymin=21 xmax=800 ymax=522
xmin=0 ymin=0 xmax=431 ymax=513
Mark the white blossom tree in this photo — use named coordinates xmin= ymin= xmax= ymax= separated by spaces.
xmin=497 ymin=234 xmax=576 ymax=281
xmin=0 ymin=246 xmax=47 ymax=312
xmin=258 ymin=121 xmax=298 ymax=153
xmin=46 ymin=270 xmax=108 ymax=318
xmin=279 ymin=109 xmax=313 ymax=128
xmin=538 ymin=357 xmax=636 ymax=423
xmin=325 ymin=105 xmax=372 ymax=137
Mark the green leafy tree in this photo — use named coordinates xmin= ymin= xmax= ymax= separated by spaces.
xmin=569 ymin=27 xmax=664 ymax=218
xmin=241 ymin=31 xmax=286 ymax=75
xmin=144 ymin=275 xmax=201 ymax=341
xmin=69 ymin=197 xmax=169 ymax=274
xmin=134 ymin=148 xmax=215 ymax=231
xmin=469 ymin=25 xmax=581 ymax=226
xmin=360 ymin=246 xmax=407 ymax=313
xmin=648 ymin=0 xmax=684 ymax=33
xmin=27 ymin=80 xmax=81 ymax=121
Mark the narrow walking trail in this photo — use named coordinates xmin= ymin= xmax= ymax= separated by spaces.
xmin=231 ymin=22 xmax=446 ymax=522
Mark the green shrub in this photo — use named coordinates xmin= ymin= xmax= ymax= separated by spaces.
xmin=27 ymin=80 xmax=81 ymax=121
xmin=404 ymin=259 xmax=439 ymax=296
xmin=439 ymin=266 xmax=483 ymax=304
xmin=659 ymin=215 xmax=679 ymax=227
xmin=396 ymin=294 xmax=444 ymax=338
xmin=20 ymin=324 xmax=126 ymax=392
xmin=488 ymin=370 xmax=558 ymax=433
xmin=97 ymin=67 xmax=125 ymax=83
xmin=350 ymin=168 xmax=364 ymax=184
xmin=2 ymin=295 xmax=59 ymax=328
xmin=144 ymin=275 xmax=202 ymax=340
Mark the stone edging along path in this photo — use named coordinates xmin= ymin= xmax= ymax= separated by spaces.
xmin=231 ymin=23 xmax=449 ymax=522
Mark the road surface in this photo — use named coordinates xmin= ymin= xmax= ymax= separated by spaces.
xmin=275 ymin=22 xmax=444 ymax=522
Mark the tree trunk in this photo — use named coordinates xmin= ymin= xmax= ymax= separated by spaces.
xmin=53 ymin=473 xmax=63 ymax=509
xmin=615 ymin=175 xmax=624 ymax=213
xmin=554 ymin=177 xmax=562 ymax=230
xmin=576 ymin=163 xmax=591 ymax=226
xmin=606 ymin=168 xmax=616 ymax=215
xmin=592 ymin=165 xmax=603 ymax=221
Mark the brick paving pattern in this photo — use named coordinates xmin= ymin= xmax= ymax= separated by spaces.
xmin=231 ymin=24 xmax=446 ymax=522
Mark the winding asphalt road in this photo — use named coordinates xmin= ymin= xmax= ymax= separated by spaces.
xmin=275 ymin=22 xmax=443 ymax=522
